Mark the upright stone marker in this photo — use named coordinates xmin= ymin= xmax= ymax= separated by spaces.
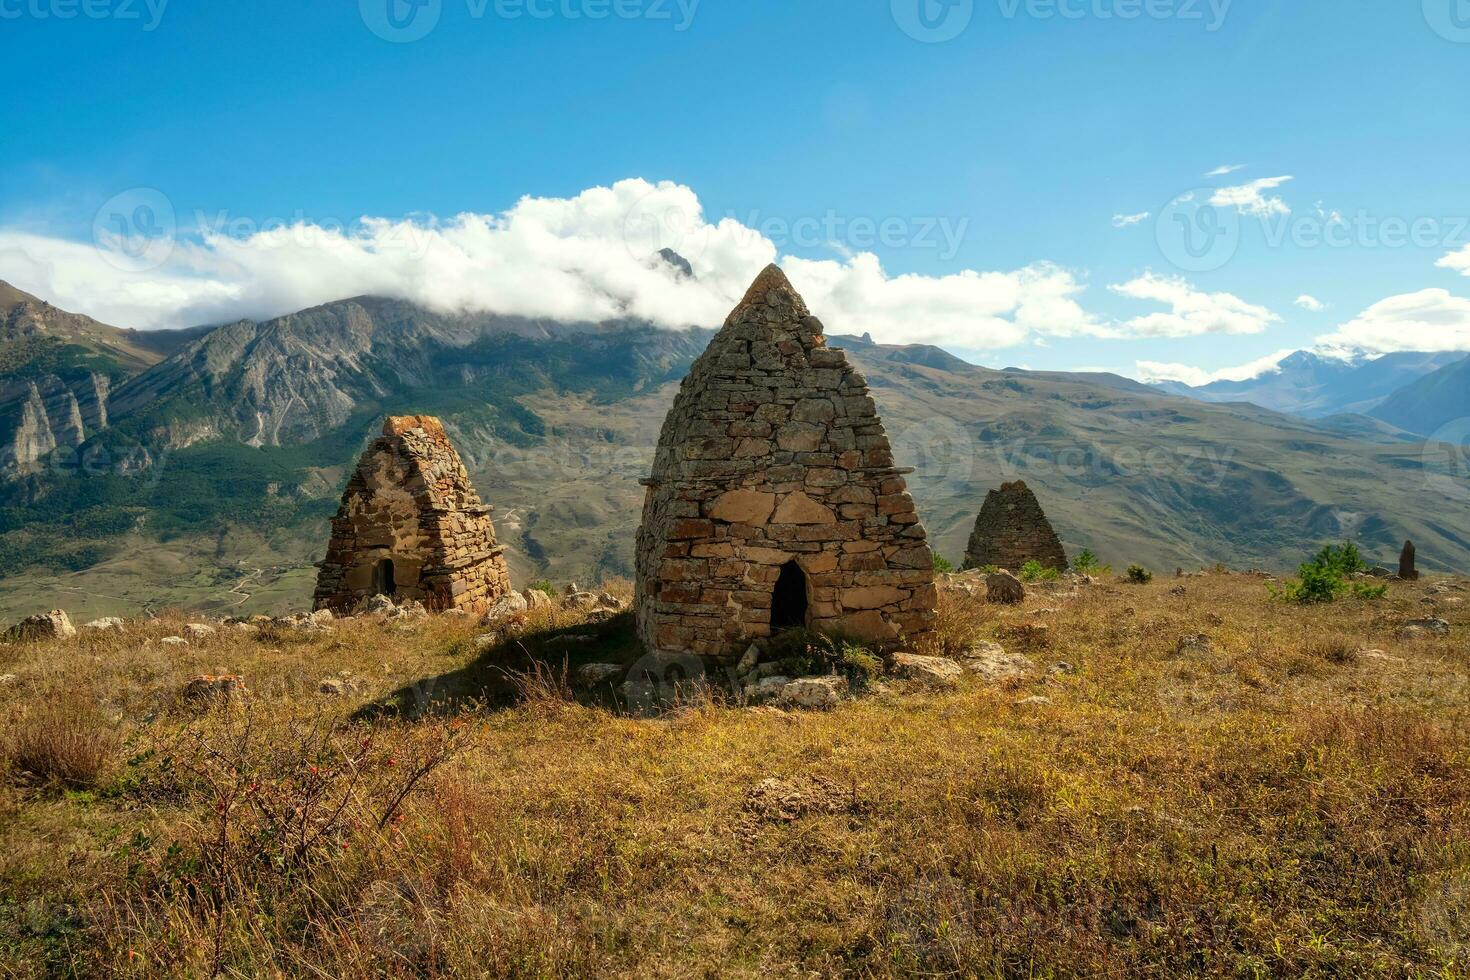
xmin=1400 ymin=540 xmax=1418 ymax=581
xmin=634 ymin=264 xmax=937 ymax=662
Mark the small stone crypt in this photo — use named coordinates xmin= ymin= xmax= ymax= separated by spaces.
xmin=314 ymin=415 xmax=513 ymax=615
xmin=962 ymin=480 xmax=1068 ymax=573
xmin=634 ymin=265 xmax=937 ymax=662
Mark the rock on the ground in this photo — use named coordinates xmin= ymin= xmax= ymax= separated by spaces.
xmin=485 ymin=591 xmax=529 ymax=622
xmin=160 ymin=636 xmax=189 ymax=647
xmin=1400 ymin=618 xmax=1450 ymax=638
xmin=5 ymin=610 xmax=76 ymax=642
xmin=183 ymin=675 xmax=246 ymax=701
xmin=1014 ymin=695 xmax=1052 ymax=706
xmin=0 ymin=674 xmax=16 ymax=685
xmin=524 ymin=589 xmax=553 ymax=610
xmin=891 ymin=652 xmax=963 ymax=687
xmin=736 ymin=644 xmax=761 ymax=678
xmin=957 ymin=641 xmax=1034 ymax=682
xmin=82 ymin=617 xmax=126 ymax=632
xmin=576 ymin=663 xmax=623 ymax=685
xmin=318 ymin=676 xmax=362 ymax=696
xmin=986 ymin=571 xmax=1025 ymax=605
xmin=565 ymin=591 xmax=602 ymax=611
xmin=1176 ymin=633 xmax=1214 ymax=656
xmin=744 ymin=675 xmax=793 ymax=702
xmin=779 ymin=675 xmax=849 ymax=710
xmin=185 ymin=623 xmax=216 ymax=639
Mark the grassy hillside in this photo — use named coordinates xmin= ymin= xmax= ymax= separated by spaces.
xmin=1 ymin=573 xmax=1466 ymax=976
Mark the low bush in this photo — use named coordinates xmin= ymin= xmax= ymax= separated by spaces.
xmin=3 ymin=696 xmax=121 ymax=790
xmin=1019 ymin=560 xmax=1061 ymax=583
xmin=1271 ymin=541 xmax=1387 ymax=605
xmin=1126 ymin=564 xmax=1153 ymax=584
xmin=931 ymin=554 xmax=955 ymax=574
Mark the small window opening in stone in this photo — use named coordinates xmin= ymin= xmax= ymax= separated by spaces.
xmin=373 ymin=558 xmax=396 ymax=597
xmin=771 ymin=560 xmax=808 ymax=632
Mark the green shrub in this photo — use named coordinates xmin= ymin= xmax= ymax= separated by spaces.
xmin=1019 ymin=560 xmax=1061 ymax=583
xmin=1072 ymin=549 xmax=1111 ymax=577
xmin=766 ymin=630 xmax=881 ymax=689
xmin=932 ymin=554 xmax=955 ymax=574
xmin=1126 ymin=565 xmax=1153 ymax=584
xmin=527 ymin=579 xmax=558 ymax=598
xmin=1270 ymin=541 xmax=1385 ymax=605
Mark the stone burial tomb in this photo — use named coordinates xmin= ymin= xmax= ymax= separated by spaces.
xmin=962 ymin=480 xmax=1068 ymax=573
xmin=634 ymin=264 xmax=938 ymax=662
xmin=313 ymin=415 xmax=514 ymax=615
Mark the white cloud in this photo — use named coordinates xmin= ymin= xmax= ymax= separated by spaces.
xmin=1204 ymin=164 xmax=1247 ymax=177
xmin=0 ymin=178 xmax=1115 ymax=352
xmin=1108 ymin=272 xmax=1281 ymax=337
xmin=1294 ymin=294 xmax=1326 ymax=312
xmin=1135 ymin=349 xmax=1298 ymax=387
xmin=1438 ymin=243 xmax=1470 ymax=277
xmin=1112 ymin=211 xmax=1150 ymax=228
xmin=1318 ymin=288 xmax=1470 ymax=353
xmin=1209 ymin=176 xmax=1294 ymax=217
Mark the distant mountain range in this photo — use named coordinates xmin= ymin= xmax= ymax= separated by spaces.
xmin=1150 ymin=349 xmax=1468 ymax=431
xmin=2 ymin=279 xmax=1468 ymax=619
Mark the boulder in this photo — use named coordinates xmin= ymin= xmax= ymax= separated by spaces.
xmin=985 ymin=571 xmax=1025 ymax=604
xmin=1400 ymin=618 xmax=1450 ymax=638
xmin=485 ymin=591 xmax=529 ymax=622
xmin=576 ymin=663 xmax=623 ymax=686
xmin=735 ymin=644 xmax=761 ymax=677
xmin=745 ymin=675 xmax=794 ymax=702
xmin=318 ymin=676 xmax=362 ymax=696
xmin=958 ymin=641 xmax=1034 ymax=682
xmin=184 ymin=623 xmax=217 ymax=639
xmin=5 ymin=610 xmax=76 ymax=642
xmin=183 ymin=675 xmax=246 ymax=702
xmin=779 ymin=675 xmax=849 ymax=710
xmin=160 ymin=636 xmax=189 ymax=647
xmin=524 ymin=589 xmax=554 ymax=610
xmin=82 ymin=617 xmax=126 ymax=632
xmin=891 ymin=652 xmax=963 ymax=687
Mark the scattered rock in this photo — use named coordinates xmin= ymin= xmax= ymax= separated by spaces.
xmin=1360 ymin=649 xmax=1403 ymax=663
xmin=524 ymin=589 xmax=554 ymax=610
xmin=485 ymin=591 xmax=529 ymax=622
xmin=184 ymin=623 xmax=216 ymax=639
xmin=891 ymin=652 xmax=963 ymax=687
xmin=735 ymin=644 xmax=761 ymax=677
xmin=576 ymin=663 xmax=623 ymax=686
xmin=1048 ymin=661 xmax=1077 ymax=676
xmin=1013 ymin=695 xmax=1052 ymax=706
xmin=230 ymin=622 xmax=260 ymax=637
xmin=565 ymin=592 xmax=602 ymax=611
xmin=779 ymin=675 xmax=849 ymax=710
xmin=985 ymin=571 xmax=1025 ymax=605
xmin=82 ymin=617 xmax=126 ymax=632
xmin=473 ymin=633 xmax=501 ymax=651
xmin=1367 ymin=566 xmax=1394 ymax=579
xmin=956 ymin=641 xmax=1034 ymax=682
xmin=160 ymin=636 xmax=189 ymax=647
xmin=0 ymin=674 xmax=16 ymax=685
xmin=597 ymin=592 xmax=625 ymax=611
xmin=183 ymin=675 xmax=246 ymax=702
xmin=745 ymin=675 xmax=794 ymax=701
xmin=1168 ymin=585 xmax=1187 ymax=597
xmin=742 ymin=775 xmax=854 ymax=824
xmin=1400 ymin=618 xmax=1450 ymax=638
xmin=1175 ymin=633 xmax=1214 ymax=657
xmin=546 ymin=633 xmax=597 ymax=647
xmin=4 ymin=610 xmax=76 ymax=642
xmin=318 ymin=677 xmax=361 ymax=697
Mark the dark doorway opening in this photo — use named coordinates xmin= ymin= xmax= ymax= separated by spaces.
xmin=771 ymin=560 xmax=808 ymax=631
xmin=372 ymin=558 xmax=396 ymax=597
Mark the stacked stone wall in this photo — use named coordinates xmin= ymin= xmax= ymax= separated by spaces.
xmin=314 ymin=415 xmax=512 ymax=615
xmin=962 ymin=480 xmax=1067 ymax=573
xmin=635 ymin=266 xmax=936 ymax=662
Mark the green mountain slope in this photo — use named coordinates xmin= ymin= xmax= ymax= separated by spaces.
xmin=1 ymin=291 xmax=1467 ymax=620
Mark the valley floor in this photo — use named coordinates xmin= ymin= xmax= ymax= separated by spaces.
xmin=1 ymin=573 xmax=1468 ymax=977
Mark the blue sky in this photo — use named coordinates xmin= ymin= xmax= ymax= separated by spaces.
xmin=2 ymin=0 xmax=1469 ymax=381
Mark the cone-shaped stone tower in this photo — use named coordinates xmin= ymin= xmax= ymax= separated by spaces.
xmin=314 ymin=415 xmax=513 ymax=615
xmin=962 ymin=480 xmax=1067 ymax=573
xmin=635 ymin=265 xmax=937 ymax=661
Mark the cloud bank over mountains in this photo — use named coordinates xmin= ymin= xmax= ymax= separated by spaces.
xmin=1 ymin=178 xmax=1468 ymax=381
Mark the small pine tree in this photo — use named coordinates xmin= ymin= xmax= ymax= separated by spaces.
xmin=932 ymin=554 xmax=955 ymax=574
xmin=1126 ymin=564 xmax=1153 ymax=584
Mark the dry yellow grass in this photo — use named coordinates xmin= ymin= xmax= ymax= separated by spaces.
xmin=1 ymin=573 xmax=1467 ymax=977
